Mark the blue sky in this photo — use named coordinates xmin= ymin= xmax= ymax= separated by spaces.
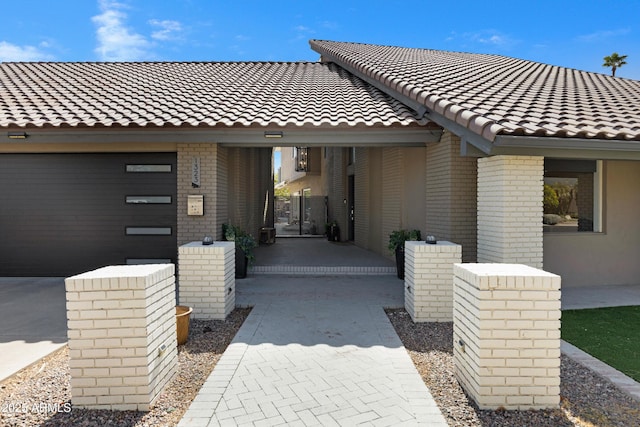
xmin=0 ymin=0 xmax=639 ymax=80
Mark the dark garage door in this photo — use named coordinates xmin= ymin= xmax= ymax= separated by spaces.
xmin=0 ymin=153 xmax=177 ymax=276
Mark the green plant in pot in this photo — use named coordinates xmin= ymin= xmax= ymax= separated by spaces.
xmin=388 ymin=229 xmax=421 ymax=280
xmin=223 ymin=224 xmax=257 ymax=278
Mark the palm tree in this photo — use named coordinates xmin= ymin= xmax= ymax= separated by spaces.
xmin=603 ymin=52 xmax=628 ymax=77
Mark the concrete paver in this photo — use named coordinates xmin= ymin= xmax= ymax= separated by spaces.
xmin=561 ymin=283 xmax=640 ymax=310
xmin=2 ymin=239 xmax=640 ymax=424
xmin=178 ymin=275 xmax=448 ymax=426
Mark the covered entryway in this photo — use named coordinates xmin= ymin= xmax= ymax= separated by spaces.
xmin=0 ymin=153 xmax=177 ymax=276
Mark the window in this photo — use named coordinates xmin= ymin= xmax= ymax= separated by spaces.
xmin=543 ymin=159 xmax=602 ymax=232
xmin=126 ymin=227 xmax=172 ymax=235
xmin=126 ymin=164 xmax=172 ymax=173
xmin=126 ymin=196 xmax=172 ymax=204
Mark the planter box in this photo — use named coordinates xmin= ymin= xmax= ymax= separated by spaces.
xmin=65 ymin=264 xmax=177 ymax=411
xmin=453 ymin=263 xmax=561 ymax=410
xmin=178 ymin=241 xmax=235 ymax=320
xmin=404 ymin=241 xmax=461 ymax=322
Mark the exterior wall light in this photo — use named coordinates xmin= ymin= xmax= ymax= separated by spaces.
xmin=7 ymin=131 xmax=28 ymax=139
xmin=264 ymin=131 xmax=283 ymax=138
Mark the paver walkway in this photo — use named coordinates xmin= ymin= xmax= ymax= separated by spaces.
xmin=178 ymin=275 xmax=447 ymax=426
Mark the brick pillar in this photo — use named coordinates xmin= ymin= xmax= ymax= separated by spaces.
xmin=404 ymin=241 xmax=461 ymax=322
xmin=178 ymin=241 xmax=235 ymax=319
xmin=453 ymin=263 xmax=561 ymax=410
xmin=65 ymin=264 xmax=177 ymax=411
xmin=477 ymin=155 xmax=543 ymax=268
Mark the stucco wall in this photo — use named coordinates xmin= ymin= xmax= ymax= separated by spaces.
xmin=282 ymin=174 xmax=325 ymax=196
xmin=544 ymin=160 xmax=640 ymax=287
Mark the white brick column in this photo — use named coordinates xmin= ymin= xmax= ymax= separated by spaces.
xmin=477 ymin=155 xmax=543 ymax=268
xmin=404 ymin=241 xmax=461 ymax=322
xmin=453 ymin=263 xmax=561 ymax=410
xmin=178 ymin=241 xmax=235 ymax=319
xmin=65 ymin=264 xmax=177 ymax=411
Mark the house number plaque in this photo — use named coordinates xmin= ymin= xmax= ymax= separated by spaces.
xmin=192 ymin=157 xmax=201 ymax=188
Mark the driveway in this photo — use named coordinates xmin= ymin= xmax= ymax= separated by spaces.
xmin=0 ymin=277 xmax=67 ymax=383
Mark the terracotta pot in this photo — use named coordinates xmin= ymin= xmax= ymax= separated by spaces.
xmin=176 ymin=305 xmax=193 ymax=345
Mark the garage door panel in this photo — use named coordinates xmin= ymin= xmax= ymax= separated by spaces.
xmin=0 ymin=153 xmax=177 ymax=276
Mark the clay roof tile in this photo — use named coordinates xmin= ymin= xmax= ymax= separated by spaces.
xmin=0 ymin=61 xmax=429 ymax=129
xmin=311 ymin=40 xmax=640 ymax=142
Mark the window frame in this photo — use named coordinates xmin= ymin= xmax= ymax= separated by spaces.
xmin=543 ymin=159 xmax=603 ymax=233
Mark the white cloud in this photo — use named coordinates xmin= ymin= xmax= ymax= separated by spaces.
xmin=470 ymin=30 xmax=514 ymax=47
xmin=150 ymin=19 xmax=183 ymax=41
xmin=576 ymin=28 xmax=631 ymax=42
xmin=292 ymin=25 xmax=315 ymax=40
xmin=92 ymin=0 xmax=150 ymax=61
xmin=0 ymin=41 xmax=53 ymax=62
xmin=320 ymin=21 xmax=338 ymax=30
xmin=446 ymin=29 xmax=518 ymax=50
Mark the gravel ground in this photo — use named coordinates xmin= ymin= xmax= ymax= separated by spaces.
xmin=0 ymin=308 xmax=251 ymax=427
xmin=386 ymin=308 xmax=640 ymax=427
xmin=2 ymin=306 xmax=639 ymax=427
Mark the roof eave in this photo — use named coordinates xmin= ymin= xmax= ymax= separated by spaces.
xmin=424 ymin=110 xmax=640 ymax=160
xmin=0 ymin=127 xmax=442 ymax=147
xmin=493 ymin=135 xmax=640 ymax=160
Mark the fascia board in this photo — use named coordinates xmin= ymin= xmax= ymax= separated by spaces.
xmin=1 ymin=128 xmax=442 ymax=147
xmin=493 ymin=135 xmax=640 ymax=160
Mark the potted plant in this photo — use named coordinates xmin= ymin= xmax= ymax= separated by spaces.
xmin=388 ymin=229 xmax=421 ymax=279
xmin=223 ymin=224 xmax=257 ymax=278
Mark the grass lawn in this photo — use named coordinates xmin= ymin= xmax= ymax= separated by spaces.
xmin=561 ymin=305 xmax=640 ymax=382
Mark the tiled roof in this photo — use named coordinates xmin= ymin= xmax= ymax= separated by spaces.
xmin=310 ymin=40 xmax=640 ymax=142
xmin=0 ymin=61 xmax=429 ymax=129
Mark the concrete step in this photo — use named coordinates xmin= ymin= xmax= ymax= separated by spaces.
xmin=250 ymin=265 xmax=396 ymax=275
